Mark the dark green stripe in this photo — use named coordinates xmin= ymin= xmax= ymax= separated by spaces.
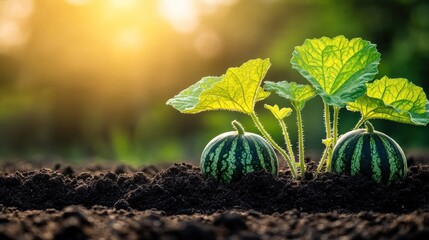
xmin=250 ymin=137 xmax=266 ymax=170
xmin=267 ymin=143 xmax=278 ymax=175
xmin=383 ymin=136 xmax=406 ymax=180
xmin=373 ymin=135 xmax=390 ymax=184
xmin=202 ymin=139 xmax=225 ymax=175
xmin=369 ymin=136 xmax=382 ymax=183
xmin=359 ymin=134 xmax=372 ymax=177
xmin=230 ymin=136 xmax=244 ymax=181
xmin=351 ymin=136 xmax=364 ymax=175
xmin=342 ymin=133 xmax=362 ymax=174
xmin=332 ymin=141 xmax=345 ymax=172
xmin=255 ymin=137 xmax=271 ymax=167
xmin=245 ymin=137 xmax=260 ymax=171
xmin=332 ymin=134 xmax=356 ymax=173
xmin=254 ymin=136 xmax=277 ymax=174
xmin=217 ymin=137 xmax=235 ymax=182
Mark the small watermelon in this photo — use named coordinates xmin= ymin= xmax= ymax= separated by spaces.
xmin=332 ymin=121 xmax=407 ymax=184
xmin=200 ymin=120 xmax=278 ymax=183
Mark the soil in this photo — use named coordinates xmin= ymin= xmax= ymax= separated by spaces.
xmin=1 ymin=156 xmax=429 ymax=239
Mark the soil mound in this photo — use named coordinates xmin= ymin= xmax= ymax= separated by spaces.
xmin=1 ymin=161 xmax=428 ymax=214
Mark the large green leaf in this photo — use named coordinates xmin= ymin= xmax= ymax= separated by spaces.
xmin=291 ymin=35 xmax=381 ymax=107
xmin=166 ymin=58 xmax=271 ymax=115
xmin=264 ymin=81 xmax=316 ymax=110
xmin=347 ymin=76 xmax=429 ymax=126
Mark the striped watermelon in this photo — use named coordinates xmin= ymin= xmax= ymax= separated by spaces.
xmin=201 ymin=120 xmax=278 ymax=183
xmin=331 ymin=122 xmax=407 ymax=184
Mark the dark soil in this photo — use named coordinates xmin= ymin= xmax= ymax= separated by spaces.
xmin=1 ymin=156 xmax=429 ymax=239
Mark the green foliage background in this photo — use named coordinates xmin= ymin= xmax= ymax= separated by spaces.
xmin=0 ymin=0 xmax=428 ymax=165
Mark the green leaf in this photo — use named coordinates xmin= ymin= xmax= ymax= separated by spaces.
xmin=291 ymin=35 xmax=381 ymax=107
xmin=264 ymin=104 xmax=292 ymax=120
xmin=264 ymin=81 xmax=316 ymax=110
xmin=166 ymin=58 xmax=271 ymax=115
xmin=347 ymin=76 xmax=429 ymax=126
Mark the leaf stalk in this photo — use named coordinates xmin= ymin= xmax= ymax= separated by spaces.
xmin=326 ymin=106 xmax=340 ymax=171
xmin=316 ymin=145 xmax=330 ymax=174
xmin=353 ymin=117 xmax=367 ymax=130
xmin=294 ymin=104 xmax=306 ymax=178
xmin=279 ymin=119 xmax=296 ymax=164
xmin=250 ymin=112 xmax=298 ymax=178
xmin=322 ymin=103 xmax=332 ymax=172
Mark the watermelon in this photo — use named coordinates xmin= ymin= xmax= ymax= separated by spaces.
xmin=331 ymin=122 xmax=407 ymax=184
xmin=200 ymin=120 xmax=278 ymax=183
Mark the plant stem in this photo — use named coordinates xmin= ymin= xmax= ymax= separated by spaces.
xmin=326 ymin=106 xmax=340 ymax=172
xmin=250 ymin=112 xmax=297 ymax=178
xmin=364 ymin=121 xmax=374 ymax=133
xmin=232 ymin=120 xmax=245 ymax=135
xmin=316 ymin=146 xmax=329 ymax=174
xmin=279 ymin=120 xmax=296 ymax=164
xmin=332 ymin=107 xmax=339 ymax=146
xmin=321 ymin=102 xmax=332 ymax=171
xmin=295 ymin=106 xmax=305 ymax=179
xmin=324 ymin=103 xmax=332 ymax=140
xmin=353 ymin=117 xmax=366 ymax=130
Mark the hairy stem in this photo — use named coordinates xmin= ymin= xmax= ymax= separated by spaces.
xmin=326 ymin=106 xmax=340 ymax=172
xmin=316 ymin=145 xmax=329 ymax=174
xmin=295 ymin=106 xmax=305 ymax=179
xmin=324 ymin=103 xmax=332 ymax=140
xmin=332 ymin=107 xmax=340 ymax=146
xmin=279 ymin=120 xmax=296 ymax=164
xmin=250 ymin=112 xmax=297 ymax=178
xmin=353 ymin=117 xmax=366 ymax=130
xmin=322 ymin=103 xmax=332 ymax=170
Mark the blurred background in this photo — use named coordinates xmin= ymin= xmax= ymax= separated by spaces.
xmin=0 ymin=0 xmax=428 ymax=165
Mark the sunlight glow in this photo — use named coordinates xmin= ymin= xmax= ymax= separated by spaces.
xmin=158 ymin=0 xmax=199 ymax=33
xmin=0 ymin=0 xmax=33 ymax=50
xmin=0 ymin=20 xmax=25 ymax=47
xmin=199 ymin=0 xmax=238 ymax=13
xmin=115 ymin=28 xmax=143 ymax=51
xmin=65 ymin=0 xmax=92 ymax=6
xmin=109 ymin=0 xmax=137 ymax=10
xmin=2 ymin=0 xmax=33 ymax=18
xmin=194 ymin=30 xmax=222 ymax=58
xmin=158 ymin=0 xmax=238 ymax=33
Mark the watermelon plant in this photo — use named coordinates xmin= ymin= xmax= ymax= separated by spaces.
xmin=166 ymin=35 xmax=429 ymax=183
xmin=201 ymin=120 xmax=278 ymax=183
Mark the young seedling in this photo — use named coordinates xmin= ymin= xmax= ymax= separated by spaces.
xmin=264 ymin=82 xmax=316 ymax=178
xmin=264 ymin=104 xmax=295 ymax=164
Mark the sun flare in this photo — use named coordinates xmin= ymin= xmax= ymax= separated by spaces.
xmin=158 ymin=0 xmax=199 ymax=33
